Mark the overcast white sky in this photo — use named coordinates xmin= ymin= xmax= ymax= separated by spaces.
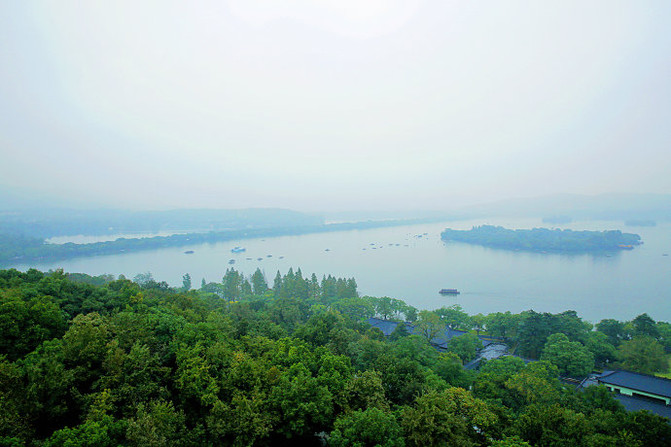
xmin=1 ymin=1 xmax=670 ymax=211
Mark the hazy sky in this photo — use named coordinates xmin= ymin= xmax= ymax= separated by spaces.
xmin=1 ymin=1 xmax=670 ymax=211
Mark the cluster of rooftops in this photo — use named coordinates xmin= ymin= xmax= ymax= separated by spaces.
xmin=366 ymin=317 xmax=523 ymax=369
xmin=366 ymin=317 xmax=671 ymax=421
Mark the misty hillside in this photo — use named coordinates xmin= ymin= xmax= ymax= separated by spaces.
xmin=0 ymin=208 xmax=324 ymax=238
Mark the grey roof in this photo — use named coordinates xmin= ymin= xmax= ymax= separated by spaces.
xmin=429 ymin=327 xmax=478 ymax=350
xmin=479 ymin=343 xmax=509 ymax=360
xmin=367 ymin=318 xmax=404 ymax=336
xmin=366 ymin=317 xmax=484 ymax=349
xmin=463 ymin=357 xmax=484 ymax=370
xmin=597 ymin=370 xmax=671 ymax=399
xmin=614 ymin=394 xmax=671 ymax=421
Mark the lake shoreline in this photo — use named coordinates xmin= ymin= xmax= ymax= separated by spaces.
xmin=1 ymin=217 xmax=445 ymax=265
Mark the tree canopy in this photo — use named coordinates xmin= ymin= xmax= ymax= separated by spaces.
xmin=0 ymin=267 xmax=668 ymax=446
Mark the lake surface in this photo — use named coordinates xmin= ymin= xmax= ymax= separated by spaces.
xmin=13 ymin=218 xmax=671 ymax=323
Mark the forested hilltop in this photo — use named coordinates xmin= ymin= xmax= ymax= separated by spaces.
xmin=1 ymin=268 xmax=669 ymax=446
xmin=441 ymin=225 xmax=642 ymax=254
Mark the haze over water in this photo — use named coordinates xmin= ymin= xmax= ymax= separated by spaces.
xmin=16 ymin=219 xmax=671 ymax=323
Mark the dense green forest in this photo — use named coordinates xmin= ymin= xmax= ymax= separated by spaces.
xmin=0 ymin=268 xmax=669 ymax=446
xmin=441 ymin=225 xmax=642 ymax=254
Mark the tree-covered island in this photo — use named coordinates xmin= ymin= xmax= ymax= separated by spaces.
xmin=441 ymin=225 xmax=642 ymax=254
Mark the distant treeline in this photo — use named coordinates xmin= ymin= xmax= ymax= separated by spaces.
xmin=0 ymin=218 xmax=440 ymax=265
xmin=441 ymin=225 xmax=642 ymax=253
xmin=0 ymin=208 xmax=325 ymax=238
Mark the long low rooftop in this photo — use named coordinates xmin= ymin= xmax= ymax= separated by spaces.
xmin=596 ymin=370 xmax=671 ymax=400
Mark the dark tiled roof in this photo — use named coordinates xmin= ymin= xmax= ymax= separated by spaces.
xmin=463 ymin=357 xmax=484 ymax=370
xmin=614 ymin=394 xmax=671 ymax=421
xmin=365 ymin=317 xmax=484 ymax=348
xmin=367 ymin=318 xmax=403 ymax=336
xmin=597 ymin=370 xmax=671 ymax=399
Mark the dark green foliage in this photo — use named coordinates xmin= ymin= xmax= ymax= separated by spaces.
xmin=342 ymin=370 xmax=389 ymax=412
xmin=584 ymin=331 xmax=617 ymax=367
xmin=388 ymin=322 xmax=410 ymax=341
xmin=367 ymin=296 xmax=406 ymax=321
xmin=631 ymin=313 xmax=659 ymax=338
xmin=415 ymin=310 xmax=443 ymax=341
xmin=540 ymin=333 xmax=594 ymax=377
xmin=393 ymin=335 xmax=439 ymax=368
xmin=657 ymin=321 xmax=671 ymax=350
xmin=515 ymin=310 xmax=591 ymax=359
xmin=596 ymin=318 xmax=628 ymax=346
xmin=514 ymin=403 xmax=592 ymax=446
xmin=616 ymin=335 xmax=668 ymax=374
xmin=329 ymin=407 xmax=404 ymax=447
xmin=0 ymin=290 xmax=67 ymax=361
xmin=441 ymin=225 xmax=642 ymax=253
xmin=433 ymin=352 xmax=471 ymax=388
xmin=435 ymin=304 xmax=471 ymax=330
xmin=446 ymin=333 xmax=481 ymax=363
xmin=250 ymin=268 xmax=268 ymax=295
xmin=401 ymin=388 xmax=499 ymax=447
xmin=485 ymin=311 xmax=520 ymax=339
xmin=579 ymin=385 xmax=624 ymax=414
xmin=332 ymin=297 xmax=374 ymax=321
xmin=480 ymin=356 xmax=526 ymax=377
xmin=0 ymin=269 xmax=667 ymax=446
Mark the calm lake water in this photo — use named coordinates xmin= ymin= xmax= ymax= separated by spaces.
xmin=13 ymin=218 xmax=671 ymax=323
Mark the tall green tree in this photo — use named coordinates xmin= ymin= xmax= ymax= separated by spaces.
xmin=435 ymin=305 xmax=471 ymax=330
xmin=416 ymin=310 xmax=443 ymax=342
xmin=329 ymin=408 xmax=404 ymax=447
xmin=584 ymin=331 xmax=617 ymax=368
xmin=447 ymin=333 xmax=481 ymax=364
xmin=616 ymin=335 xmax=668 ymax=374
xmin=181 ymin=273 xmax=191 ymax=291
xmin=273 ymin=271 xmax=283 ymax=295
xmin=540 ymin=333 xmax=594 ymax=377
xmin=402 ymin=388 xmax=499 ymax=447
xmin=222 ymin=269 xmax=242 ymax=300
xmin=595 ymin=319 xmax=627 ymax=346
xmin=268 ymin=363 xmax=334 ymax=440
xmin=471 ymin=313 xmax=486 ymax=336
xmin=250 ymin=268 xmax=268 ymax=295
xmin=631 ymin=313 xmax=659 ymax=338
xmin=485 ymin=311 xmax=520 ymax=339
xmin=514 ymin=404 xmax=592 ymax=447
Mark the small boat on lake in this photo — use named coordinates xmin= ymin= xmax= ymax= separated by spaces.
xmin=228 ymin=259 xmax=235 ymax=264
xmin=439 ymin=288 xmax=460 ymax=295
xmin=184 ymin=250 xmax=194 ymax=254
xmin=231 ymin=247 xmax=246 ymax=253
